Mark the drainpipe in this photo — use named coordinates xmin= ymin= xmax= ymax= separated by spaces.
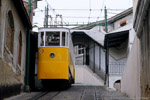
xmin=25 ymin=0 xmax=31 ymax=92
xmin=105 ymin=6 xmax=108 ymax=33
xmin=105 ymin=37 xmax=109 ymax=87
xmin=93 ymin=42 xmax=95 ymax=73
xmin=104 ymin=6 xmax=109 ymax=87
xmin=83 ymin=36 xmax=85 ymax=65
xmin=99 ymin=46 xmax=101 ymax=71
xmin=46 ymin=5 xmax=49 ymax=28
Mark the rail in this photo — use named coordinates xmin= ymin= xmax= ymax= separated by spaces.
xmin=109 ymin=62 xmax=126 ymax=74
xmin=87 ymin=60 xmax=125 ymax=79
xmin=28 ymin=92 xmax=49 ymax=100
xmin=88 ymin=60 xmax=105 ymax=80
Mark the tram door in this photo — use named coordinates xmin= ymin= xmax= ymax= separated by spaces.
xmin=86 ymin=47 xmax=89 ymax=65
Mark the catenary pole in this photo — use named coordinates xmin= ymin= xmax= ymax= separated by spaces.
xmin=25 ymin=0 xmax=31 ymax=91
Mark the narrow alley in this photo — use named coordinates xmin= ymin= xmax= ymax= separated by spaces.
xmin=1 ymin=0 xmax=150 ymax=100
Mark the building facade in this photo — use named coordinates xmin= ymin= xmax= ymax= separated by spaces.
xmin=0 ymin=0 xmax=31 ymax=99
xmin=72 ymin=8 xmax=133 ymax=90
xmin=121 ymin=0 xmax=150 ymax=99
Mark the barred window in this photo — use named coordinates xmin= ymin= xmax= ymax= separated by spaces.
xmin=78 ymin=45 xmax=84 ymax=55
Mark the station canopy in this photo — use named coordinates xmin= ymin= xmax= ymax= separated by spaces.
xmin=71 ymin=23 xmax=131 ymax=60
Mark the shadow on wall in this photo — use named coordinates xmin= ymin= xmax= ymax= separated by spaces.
xmin=0 ymin=59 xmax=21 ymax=100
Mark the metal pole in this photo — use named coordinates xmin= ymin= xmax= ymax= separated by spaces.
xmin=28 ymin=0 xmax=31 ymax=18
xmin=105 ymin=6 xmax=108 ymax=33
xmin=93 ymin=42 xmax=95 ymax=73
xmin=105 ymin=38 xmax=109 ymax=86
xmin=99 ymin=46 xmax=101 ymax=71
xmin=25 ymin=0 xmax=31 ymax=91
xmin=83 ymin=36 xmax=85 ymax=65
xmin=46 ymin=5 xmax=49 ymax=28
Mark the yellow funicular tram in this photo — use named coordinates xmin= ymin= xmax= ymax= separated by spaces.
xmin=37 ymin=27 xmax=75 ymax=89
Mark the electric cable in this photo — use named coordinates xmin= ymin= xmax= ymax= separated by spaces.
xmin=96 ymin=0 xmax=105 ymax=21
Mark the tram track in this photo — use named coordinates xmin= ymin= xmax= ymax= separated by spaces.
xmin=79 ymin=86 xmax=99 ymax=100
xmin=27 ymin=91 xmax=49 ymax=100
xmin=27 ymin=91 xmax=61 ymax=100
xmin=80 ymin=86 xmax=87 ymax=100
xmin=94 ymin=87 xmax=98 ymax=100
xmin=47 ymin=91 xmax=61 ymax=100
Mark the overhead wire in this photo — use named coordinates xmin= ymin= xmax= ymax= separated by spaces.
xmin=96 ymin=0 xmax=105 ymax=21
xmin=45 ymin=0 xmax=71 ymax=26
xmin=34 ymin=9 xmax=125 ymax=12
xmin=34 ymin=0 xmax=127 ymax=27
xmin=88 ymin=0 xmax=91 ymax=23
xmin=45 ymin=0 xmax=57 ymax=15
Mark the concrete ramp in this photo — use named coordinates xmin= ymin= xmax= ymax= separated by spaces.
xmin=75 ymin=65 xmax=104 ymax=86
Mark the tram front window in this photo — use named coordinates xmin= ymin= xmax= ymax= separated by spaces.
xmin=40 ymin=32 xmax=44 ymax=46
xmin=45 ymin=32 xmax=60 ymax=46
xmin=62 ymin=32 xmax=65 ymax=46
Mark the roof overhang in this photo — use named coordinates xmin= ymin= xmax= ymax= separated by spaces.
xmin=71 ymin=30 xmax=105 ymax=47
xmin=104 ymin=30 xmax=129 ymax=49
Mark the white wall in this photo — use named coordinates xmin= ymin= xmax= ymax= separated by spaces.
xmin=129 ymin=28 xmax=136 ymax=50
xmin=75 ymin=65 xmax=104 ymax=86
xmin=89 ymin=42 xmax=106 ymax=72
xmin=133 ymin=0 xmax=138 ymax=17
xmin=121 ymin=36 xmax=141 ymax=99
xmin=109 ymin=74 xmax=121 ymax=90
xmin=114 ymin=14 xmax=133 ymax=30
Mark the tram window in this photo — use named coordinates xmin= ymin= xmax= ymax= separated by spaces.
xmin=40 ymin=32 xmax=44 ymax=46
xmin=66 ymin=32 xmax=68 ymax=47
xmin=62 ymin=32 xmax=65 ymax=46
xmin=45 ymin=32 xmax=60 ymax=46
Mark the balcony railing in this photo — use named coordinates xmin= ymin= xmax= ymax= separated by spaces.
xmin=109 ymin=62 xmax=126 ymax=74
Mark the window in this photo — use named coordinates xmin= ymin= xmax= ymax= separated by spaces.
xmin=5 ymin=10 xmax=14 ymax=54
xmin=18 ymin=32 xmax=22 ymax=66
xmin=66 ymin=32 xmax=68 ymax=47
xmin=78 ymin=45 xmax=84 ymax=54
xmin=62 ymin=32 xmax=65 ymax=46
xmin=120 ymin=20 xmax=126 ymax=27
xmin=40 ymin=32 xmax=44 ymax=46
xmin=38 ymin=31 xmax=69 ymax=47
xmin=45 ymin=32 xmax=60 ymax=46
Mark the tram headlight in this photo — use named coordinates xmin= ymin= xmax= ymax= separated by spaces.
xmin=39 ymin=49 xmax=44 ymax=53
xmin=50 ymin=53 xmax=55 ymax=58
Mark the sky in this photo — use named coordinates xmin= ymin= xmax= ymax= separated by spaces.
xmin=33 ymin=0 xmax=132 ymax=31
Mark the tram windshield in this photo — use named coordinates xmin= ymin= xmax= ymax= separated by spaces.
xmin=45 ymin=32 xmax=60 ymax=46
xmin=38 ymin=31 xmax=69 ymax=47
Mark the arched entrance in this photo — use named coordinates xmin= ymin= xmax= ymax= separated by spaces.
xmin=113 ymin=80 xmax=121 ymax=91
